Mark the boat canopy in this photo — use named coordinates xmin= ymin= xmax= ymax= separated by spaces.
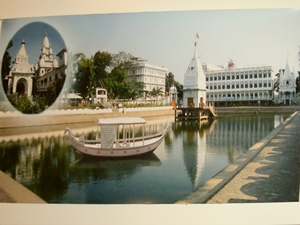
xmin=98 ymin=117 xmax=147 ymax=126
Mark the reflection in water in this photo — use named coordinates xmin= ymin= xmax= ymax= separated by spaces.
xmin=71 ymin=153 xmax=161 ymax=182
xmin=0 ymin=113 xmax=290 ymax=203
xmin=174 ymin=120 xmax=216 ymax=189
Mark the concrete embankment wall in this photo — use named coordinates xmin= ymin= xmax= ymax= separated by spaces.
xmin=1 ymin=106 xmax=299 ymax=129
xmin=215 ymin=106 xmax=300 ymax=115
xmin=0 ymin=107 xmax=174 ymax=129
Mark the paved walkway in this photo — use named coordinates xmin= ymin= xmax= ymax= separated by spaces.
xmin=0 ymin=170 xmax=46 ymax=203
xmin=178 ymin=111 xmax=300 ymax=204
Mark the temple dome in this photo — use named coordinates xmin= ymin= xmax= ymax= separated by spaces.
xmin=16 ymin=41 xmax=28 ymax=62
xmin=43 ymin=34 xmax=50 ymax=48
xmin=228 ymin=59 xmax=236 ymax=69
xmin=183 ymin=51 xmax=206 ymax=90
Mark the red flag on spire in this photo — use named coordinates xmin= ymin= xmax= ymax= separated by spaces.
xmin=196 ymin=33 xmax=199 ymax=39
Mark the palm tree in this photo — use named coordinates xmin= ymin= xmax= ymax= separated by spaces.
xmin=149 ymin=87 xmax=163 ymax=105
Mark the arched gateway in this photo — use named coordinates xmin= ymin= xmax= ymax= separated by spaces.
xmin=5 ymin=40 xmax=35 ymax=98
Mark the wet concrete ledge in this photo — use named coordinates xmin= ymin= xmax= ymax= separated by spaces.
xmin=216 ymin=106 xmax=300 ymax=115
xmin=0 ymin=170 xmax=46 ymax=203
xmin=0 ymin=108 xmax=174 ymax=129
xmin=176 ymin=111 xmax=299 ymax=204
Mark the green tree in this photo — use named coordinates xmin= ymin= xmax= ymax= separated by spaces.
xmin=7 ymin=94 xmax=32 ymax=114
xmin=74 ymin=54 xmax=94 ymax=99
xmin=174 ymin=81 xmax=183 ymax=99
xmin=111 ymin=51 xmax=138 ymax=70
xmin=166 ymin=72 xmax=175 ymax=92
xmin=296 ymin=71 xmax=300 ymax=94
xmin=273 ymin=70 xmax=282 ymax=93
xmin=1 ymin=40 xmax=13 ymax=94
xmin=93 ymin=51 xmax=112 ymax=85
xmin=124 ymin=78 xmax=144 ymax=100
xmin=149 ymin=87 xmax=163 ymax=97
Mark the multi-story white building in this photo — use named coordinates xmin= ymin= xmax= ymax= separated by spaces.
xmin=204 ymin=59 xmax=275 ymax=106
xmin=128 ymin=59 xmax=168 ymax=96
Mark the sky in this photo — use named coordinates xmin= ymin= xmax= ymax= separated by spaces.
xmin=1 ymin=8 xmax=300 ymax=85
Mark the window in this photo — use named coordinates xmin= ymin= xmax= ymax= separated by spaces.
xmin=227 ymin=85 xmax=230 ymax=89
xmin=222 ymin=85 xmax=225 ymax=89
xmin=227 ymin=76 xmax=230 ymax=80
xmin=250 ymin=74 xmax=253 ymax=79
xmin=236 ymin=84 xmax=239 ymax=89
xmin=259 ymin=74 xmax=262 ymax=78
xmin=210 ymin=77 xmax=213 ymax=81
xmin=254 ymin=83 xmax=257 ymax=88
xmin=232 ymin=84 xmax=235 ymax=89
xmin=254 ymin=74 xmax=257 ymax=78
xmin=222 ymin=76 xmax=225 ymax=80
xmin=206 ymin=77 xmax=208 ymax=81
xmin=241 ymin=84 xmax=244 ymax=88
xmin=259 ymin=83 xmax=262 ymax=88
xmin=245 ymin=84 xmax=248 ymax=88
xmin=214 ymin=76 xmax=217 ymax=81
xmin=232 ymin=75 xmax=235 ymax=80
xmin=236 ymin=75 xmax=239 ymax=79
xmin=250 ymin=84 xmax=253 ymax=88
xmin=245 ymin=75 xmax=248 ymax=79
xmin=241 ymin=75 xmax=244 ymax=79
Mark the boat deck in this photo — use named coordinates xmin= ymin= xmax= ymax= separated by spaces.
xmin=82 ymin=136 xmax=162 ymax=149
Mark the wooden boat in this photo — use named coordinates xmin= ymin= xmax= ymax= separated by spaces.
xmin=65 ymin=117 xmax=172 ymax=157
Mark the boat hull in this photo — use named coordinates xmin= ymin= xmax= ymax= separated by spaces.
xmin=65 ymin=124 xmax=171 ymax=158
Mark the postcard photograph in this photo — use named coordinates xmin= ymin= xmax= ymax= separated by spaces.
xmin=0 ymin=4 xmax=300 ymax=224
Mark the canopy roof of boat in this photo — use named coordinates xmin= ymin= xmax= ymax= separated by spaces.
xmin=98 ymin=117 xmax=147 ymax=126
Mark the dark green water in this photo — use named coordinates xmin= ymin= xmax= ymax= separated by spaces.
xmin=0 ymin=113 xmax=290 ymax=203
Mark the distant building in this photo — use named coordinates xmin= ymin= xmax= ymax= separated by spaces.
xmin=5 ymin=40 xmax=35 ymax=98
xmin=169 ymin=85 xmax=178 ymax=105
xmin=127 ymin=59 xmax=168 ymax=96
xmin=182 ymin=42 xmax=207 ymax=108
xmin=36 ymin=34 xmax=67 ymax=94
xmin=277 ymin=62 xmax=297 ymax=105
xmin=204 ymin=59 xmax=275 ymax=106
xmin=5 ymin=34 xmax=67 ymax=98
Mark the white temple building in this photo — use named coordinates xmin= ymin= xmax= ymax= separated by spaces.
xmin=36 ymin=34 xmax=67 ymax=93
xmin=182 ymin=42 xmax=207 ymax=108
xmin=5 ymin=40 xmax=35 ymax=98
xmin=277 ymin=61 xmax=297 ymax=105
xmin=168 ymin=85 xmax=178 ymax=105
xmin=5 ymin=34 xmax=67 ymax=98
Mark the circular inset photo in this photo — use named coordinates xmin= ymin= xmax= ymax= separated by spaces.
xmin=1 ymin=22 xmax=67 ymax=114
